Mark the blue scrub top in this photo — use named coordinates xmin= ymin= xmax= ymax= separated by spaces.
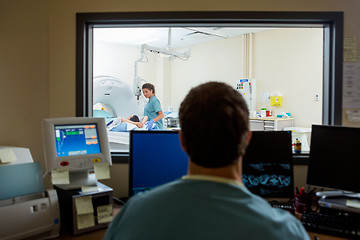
xmin=144 ymin=95 xmax=163 ymax=129
xmin=104 ymin=178 xmax=309 ymax=240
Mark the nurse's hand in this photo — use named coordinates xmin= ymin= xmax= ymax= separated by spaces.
xmin=147 ymin=120 xmax=155 ymax=130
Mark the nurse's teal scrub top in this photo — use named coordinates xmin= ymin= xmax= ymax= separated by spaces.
xmin=144 ymin=95 xmax=163 ymax=129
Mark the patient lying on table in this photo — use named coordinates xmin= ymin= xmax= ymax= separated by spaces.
xmin=108 ymin=115 xmax=156 ymax=132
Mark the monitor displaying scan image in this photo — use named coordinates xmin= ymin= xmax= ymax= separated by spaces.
xmin=242 ymin=131 xmax=294 ymax=199
xmin=129 ymin=130 xmax=188 ymax=196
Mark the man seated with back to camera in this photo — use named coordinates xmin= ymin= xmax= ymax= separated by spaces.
xmin=104 ymin=82 xmax=309 ymax=240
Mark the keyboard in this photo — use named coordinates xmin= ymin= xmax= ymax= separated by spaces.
xmin=301 ymin=212 xmax=360 ymax=239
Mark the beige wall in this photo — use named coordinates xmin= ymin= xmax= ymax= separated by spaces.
xmin=252 ymin=28 xmax=323 ymax=128
xmin=1 ymin=0 xmax=360 ymax=196
xmin=170 ymin=36 xmax=244 ymax=110
xmin=0 ymin=1 xmax=49 ymax=166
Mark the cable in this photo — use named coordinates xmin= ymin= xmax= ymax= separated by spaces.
xmin=42 ymin=171 xmax=49 ymax=178
xmin=113 ymin=197 xmax=128 ymax=206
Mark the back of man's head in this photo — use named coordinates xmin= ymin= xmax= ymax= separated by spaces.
xmin=179 ymin=82 xmax=249 ymax=168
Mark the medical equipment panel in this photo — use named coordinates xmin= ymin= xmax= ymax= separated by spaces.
xmin=236 ymin=78 xmax=256 ymax=111
xmin=43 ymin=117 xmax=112 ymax=189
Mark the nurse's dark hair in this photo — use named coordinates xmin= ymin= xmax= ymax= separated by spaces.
xmin=142 ymin=83 xmax=155 ymax=94
xmin=179 ymin=82 xmax=249 ymax=168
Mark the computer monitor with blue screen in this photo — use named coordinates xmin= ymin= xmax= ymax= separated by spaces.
xmin=307 ymin=125 xmax=360 ymax=198
xmin=42 ymin=117 xmax=111 ymax=189
xmin=129 ymin=130 xmax=188 ymax=196
xmin=242 ymin=131 xmax=294 ymax=199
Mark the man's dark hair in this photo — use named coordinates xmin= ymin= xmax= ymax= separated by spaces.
xmin=179 ymin=82 xmax=249 ymax=168
xmin=142 ymin=83 xmax=156 ymax=94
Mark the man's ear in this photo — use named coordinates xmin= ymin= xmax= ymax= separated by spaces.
xmin=178 ymin=130 xmax=187 ymax=153
xmin=247 ymin=131 xmax=252 ymax=145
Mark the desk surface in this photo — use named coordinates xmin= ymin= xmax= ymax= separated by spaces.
xmin=56 ymin=230 xmax=349 ymax=240
xmin=308 ymin=232 xmax=350 ymax=240
xmin=54 ymin=204 xmax=348 ymax=240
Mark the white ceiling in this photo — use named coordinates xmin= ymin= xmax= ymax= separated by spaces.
xmin=94 ymin=27 xmax=272 ymax=49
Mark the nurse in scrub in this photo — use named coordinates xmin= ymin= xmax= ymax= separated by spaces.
xmin=141 ymin=83 xmax=164 ymax=129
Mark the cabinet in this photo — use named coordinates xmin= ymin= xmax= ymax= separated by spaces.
xmin=55 ymin=182 xmax=113 ymax=235
xmin=250 ymin=118 xmax=293 ymax=131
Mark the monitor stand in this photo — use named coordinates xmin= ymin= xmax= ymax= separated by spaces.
xmin=316 ymin=190 xmax=360 ymax=199
xmin=55 ymin=171 xmax=97 ymax=190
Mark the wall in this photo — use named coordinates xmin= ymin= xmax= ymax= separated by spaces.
xmin=94 ymin=41 xmax=139 ymax=85
xmin=1 ymin=0 xmax=360 ymax=196
xmin=252 ymin=28 xmax=323 ymax=128
xmin=170 ymin=36 xmax=244 ymax=110
xmin=0 ymin=1 xmax=49 ymax=168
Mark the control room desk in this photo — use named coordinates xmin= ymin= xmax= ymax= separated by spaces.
xmin=55 ymin=204 xmax=348 ymax=240
xmin=308 ymin=232 xmax=350 ymax=240
xmin=57 ymin=227 xmax=348 ymax=240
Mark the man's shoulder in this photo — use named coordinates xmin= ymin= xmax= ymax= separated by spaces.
xmin=110 ymin=179 xmax=308 ymax=240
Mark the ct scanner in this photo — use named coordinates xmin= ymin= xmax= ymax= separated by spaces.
xmin=93 ymin=75 xmax=145 ymax=119
xmin=93 ymin=76 xmax=147 ymax=152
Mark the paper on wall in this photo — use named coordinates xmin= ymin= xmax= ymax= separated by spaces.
xmin=344 ymin=35 xmax=357 ymax=62
xmin=51 ymin=168 xmax=70 ymax=184
xmin=346 ymin=110 xmax=360 ymax=122
xmin=343 ymin=62 xmax=360 ymax=108
xmin=344 ymin=36 xmax=357 ymax=49
xmin=94 ymin=163 xmax=110 ymax=180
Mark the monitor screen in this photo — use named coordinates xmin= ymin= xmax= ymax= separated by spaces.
xmin=129 ymin=130 xmax=188 ymax=196
xmin=55 ymin=124 xmax=101 ymax=157
xmin=43 ymin=117 xmax=111 ymax=173
xmin=242 ymin=131 xmax=294 ymax=199
xmin=307 ymin=125 xmax=360 ymax=193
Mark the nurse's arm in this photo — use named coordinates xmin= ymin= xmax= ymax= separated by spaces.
xmin=153 ymin=111 xmax=164 ymax=122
